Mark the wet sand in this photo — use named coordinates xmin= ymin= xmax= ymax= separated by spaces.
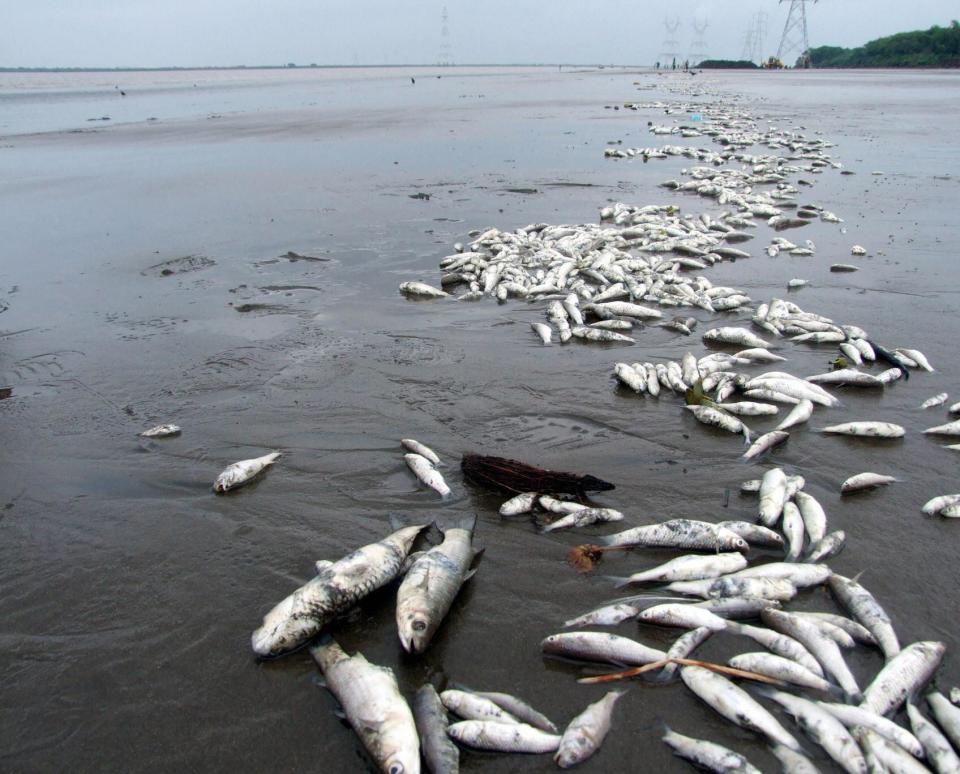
xmin=2 ymin=66 xmax=960 ymax=772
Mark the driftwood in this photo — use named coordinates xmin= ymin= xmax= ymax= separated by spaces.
xmin=461 ymin=453 xmax=615 ymax=496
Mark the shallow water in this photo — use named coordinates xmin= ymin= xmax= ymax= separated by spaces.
xmin=1 ymin=66 xmax=959 ymax=772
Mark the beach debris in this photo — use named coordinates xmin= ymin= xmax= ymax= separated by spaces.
xmin=460 ymin=453 xmax=614 ymax=496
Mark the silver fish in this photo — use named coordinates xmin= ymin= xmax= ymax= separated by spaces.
xmin=499 ymin=492 xmax=537 ymax=516
xmin=542 ymin=507 xmax=624 ymax=533
xmin=685 ymin=405 xmax=753 ymax=441
xmin=440 ymin=690 xmax=519 ymax=724
xmin=792 ymin=612 xmax=876 ymax=646
xmin=775 ymin=399 xmax=815 ymax=431
xmin=530 ymin=322 xmax=553 ymax=344
xmin=758 ymin=468 xmax=788 ymax=527
xmin=563 ymin=603 xmax=639 ymax=629
xmin=907 ymin=702 xmax=960 ymax=774
xmin=821 ymin=422 xmax=905 ymax=438
xmin=601 ymin=519 xmax=749 ymax=552
xmin=794 ymin=491 xmax=827 ymax=545
xmin=402 ymin=438 xmax=442 ymax=466
xmin=716 ymin=521 xmax=784 ymax=548
xmin=828 ymin=573 xmax=900 ymax=660
xmin=819 ymin=702 xmax=925 ymax=758
xmin=447 ymin=720 xmax=561 ymax=754
xmin=555 ymin=691 xmax=624 ymax=768
xmin=541 ymin=632 xmax=667 ymax=666
xmin=761 ymin=689 xmax=866 ymax=774
xmin=770 ymin=744 xmax=823 ymax=774
xmin=658 ymin=627 xmax=714 ymax=682
xmin=462 ymin=690 xmax=557 ymax=734
xmin=571 ymin=325 xmax=634 ymax=343
xmin=861 ymin=641 xmax=945 ymax=717
xmin=252 ymin=524 xmax=425 ymax=656
xmin=921 ymin=393 xmax=949 ymax=409
xmin=929 ymin=692 xmax=960 ymax=755
xmin=742 ymin=430 xmax=789 ymax=462
xmin=761 ymin=609 xmax=862 ymax=701
xmin=781 ymin=502 xmax=805 ymax=561
xmin=717 ymin=401 xmax=780 ymax=417
xmin=898 ymin=348 xmax=934 ymax=372
xmin=725 ymin=621 xmax=824 ymax=677
xmin=400 ymin=281 xmax=448 ymax=298
xmin=662 ymin=728 xmax=762 ymax=774
xmin=680 ymin=666 xmax=801 ymax=751
xmin=924 ymin=420 xmax=960 ymax=436
xmin=404 ymin=453 xmax=451 ymax=497
xmin=310 ymin=638 xmax=420 ymax=774
xmin=806 ymin=368 xmax=883 ymax=388
xmin=667 ymin=577 xmax=797 ymax=602
xmin=139 ymin=423 xmax=181 ymax=438
xmin=805 ymin=531 xmax=846 ymax=563
xmin=396 ymin=518 xmax=478 ymax=653
xmin=637 ymin=603 xmax=728 ymax=632
xmin=538 ymin=495 xmax=587 ymax=514
xmin=613 ymin=362 xmax=645 ymax=393
xmin=213 ymin=451 xmax=281 ymax=493
xmin=731 ymin=562 xmax=832 ymax=588
xmin=922 ymin=494 xmax=960 ymax=515
xmin=854 ymin=728 xmax=928 ymax=774
xmin=414 ymin=685 xmax=459 ymax=774
xmin=841 ymin=472 xmax=897 ymax=494
xmin=618 ymin=553 xmax=747 ymax=585
xmin=728 ymin=653 xmax=836 ymax=693
xmin=703 ymin=327 xmax=770 ymax=348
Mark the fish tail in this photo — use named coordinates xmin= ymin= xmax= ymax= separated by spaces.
xmin=388 ymin=512 xmax=434 ymax=532
xmin=307 ymin=632 xmax=343 ymax=672
xmin=606 ymin=575 xmax=633 ymax=589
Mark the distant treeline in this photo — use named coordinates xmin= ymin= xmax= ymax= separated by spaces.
xmin=697 ymin=60 xmax=759 ymax=70
xmin=809 ymin=21 xmax=960 ymax=68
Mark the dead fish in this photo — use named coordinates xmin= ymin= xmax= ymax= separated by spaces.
xmin=703 ymin=327 xmax=770 ymax=348
xmin=662 ymin=728 xmax=763 ymax=773
xmin=538 ymin=495 xmax=587 ymax=514
xmin=402 ymin=438 xmax=442 ymax=466
xmin=906 ymin=702 xmax=960 ymax=774
xmin=819 ymin=702 xmax=925 ymax=758
xmin=921 ymin=393 xmax=949 ymax=409
xmin=563 ymin=603 xmax=639 ymax=629
xmin=571 ymin=325 xmax=634 ymax=344
xmin=717 ymin=521 xmax=784 ymax=548
xmin=601 ymin=519 xmax=748 ymax=552
xmin=922 ymin=493 xmax=960 ymax=515
xmin=716 ymin=401 xmax=779 ymax=417
xmin=405 ymin=453 xmax=451 ymax=498
xmin=139 ymin=423 xmax=181 ymax=438
xmin=554 ymin=691 xmax=624 ymax=768
xmin=829 ymin=263 xmax=859 ymax=272
xmin=414 ymin=685 xmax=459 ymax=774
xmin=924 ymin=420 xmax=960 ymax=436
xmin=542 ymin=507 xmax=624 ymax=533
xmin=728 ymin=653 xmax=836 ymax=694
xmin=758 ymin=467 xmax=787 ymax=527
xmin=615 ymin=552 xmax=747 ymax=585
xmin=805 ymin=530 xmax=846 ymax=563
xmin=252 ymin=524 xmax=426 ymax=657
xmin=685 ymin=405 xmax=752 ymax=441
xmin=499 ymin=492 xmax=538 ymax=516
xmin=400 ymin=281 xmax=448 ymax=298
xmin=743 ymin=430 xmax=789 ymax=461
xmin=530 ymin=322 xmax=553 ymax=344
xmin=441 ymin=690 xmax=520 ymax=725
xmin=788 ymin=278 xmax=809 ymax=289
xmin=794 ymin=491 xmax=827 ymax=545
xmin=775 ymin=399 xmax=814 ymax=431
xmin=310 ymin=637 xmax=420 ymax=774
xmin=820 ymin=422 xmax=905 ymax=438
xmin=828 ymin=573 xmax=900 ymax=661
xmin=637 ymin=603 xmax=728 ymax=632
xmin=447 ymin=720 xmax=561 ymax=754
xmin=851 ymin=245 xmax=867 ymax=255
xmin=680 ymin=666 xmax=801 ymax=751
xmin=898 ymin=348 xmax=934 ymax=372
xmin=214 ymin=451 xmax=281 ymax=493
xmin=840 ymin=472 xmax=897 ymax=494
xmin=459 ymin=691 xmax=557 ymax=735
xmin=541 ymin=632 xmax=667 ymax=666
xmin=861 ymin=641 xmax=946 ymax=717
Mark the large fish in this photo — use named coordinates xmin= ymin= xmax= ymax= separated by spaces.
xmin=396 ymin=517 xmax=479 ymax=654
xmin=251 ymin=524 xmax=426 ymax=657
xmin=214 ymin=451 xmax=281 ymax=493
xmin=309 ymin=637 xmax=420 ymax=774
xmin=601 ymin=520 xmax=748 ymax=552
xmin=413 ymin=685 xmax=459 ymax=774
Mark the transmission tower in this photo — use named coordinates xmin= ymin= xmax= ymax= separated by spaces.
xmin=688 ymin=18 xmax=710 ymax=66
xmin=777 ymin=0 xmax=817 ymax=68
xmin=438 ymin=6 xmax=452 ymax=66
xmin=659 ymin=16 xmax=682 ymax=68
xmin=740 ymin=12 xmax=768 ymax=65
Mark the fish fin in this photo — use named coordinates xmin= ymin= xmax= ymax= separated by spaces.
xmin=388 ymin=512 xmax=434 ymax=532
xmin=436 ymin=514 xmax=478 ymax=534
xmin=471 ymin=546 xmax=486 ymax=564
xmin=462 ymin=568 xmax=478 ymax=582
xmin=606 ymin=575 xmax=634 ymax=589
xmin=314 ymin=560 xmax=334 ymax=574
xmin=851 ymin=570 xmax=866 ymax=584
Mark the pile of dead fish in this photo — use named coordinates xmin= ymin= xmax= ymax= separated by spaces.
xmin=527 ymin=463 xmax=960 ymax=773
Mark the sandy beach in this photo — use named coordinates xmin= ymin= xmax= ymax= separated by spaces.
xmin=2 ymin=65 xmax=960 ymax=772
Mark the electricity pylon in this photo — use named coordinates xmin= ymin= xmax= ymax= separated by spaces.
xmin=777 ymin=0 xmax=817 ymax=68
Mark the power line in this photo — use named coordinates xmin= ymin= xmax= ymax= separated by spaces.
xmin=777 ymin=0 xmax=818 ymax=68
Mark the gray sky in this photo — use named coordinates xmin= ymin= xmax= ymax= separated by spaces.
xmin=3 ymin=1 xmax=957 ymax=68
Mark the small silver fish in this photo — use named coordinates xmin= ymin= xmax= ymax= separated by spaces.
xmin=401 ymin=438 xmax=442 ymax=466
xmin=400 ymin=281 xmax=448 ymax=298
xmin=541 ymin=632 xmax=667 ymax=666
xmin=663 ymin=728 xmax=763 ymax=774
xmin=414 ymin=685 xmax=459 ymax=774
xmin=840 ymin=472 xmax=897 ymax=494
xmin=554 ymin=691 xmax=624 ymax=768
xmin=542 ymin=507 xmax=624 ymax=533
xmin=214 ymin=451 xmax=281 ymax=493
xmin=404 ymin=453 xmax=451 ymax=497
xmin=139 ymin=423 xmax=181 ymax=438
xmin=920 ymin=393 xmax=949 ymax=409
xmin=447 ymin=720 xmax=561 ymax=754
xmin=820 ymin=421 xmax=905 ymax=438
xmin=499 ymin=492 xmax=538 ymax=516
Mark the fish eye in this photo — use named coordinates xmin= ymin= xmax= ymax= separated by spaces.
xmin=412 ymin=620 xmax=427 ymax=632
xmin=389 ymin=764 xmax=404 ymax=774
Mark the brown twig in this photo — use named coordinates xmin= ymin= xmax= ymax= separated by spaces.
xmin=567 ymin=543 xmax=630 ymax=573
xmin=576 ymin=657 xmax=787 ymax=686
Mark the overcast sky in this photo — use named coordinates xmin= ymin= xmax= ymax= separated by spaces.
xmin=3 ymin=1 xmax=957 ymax=68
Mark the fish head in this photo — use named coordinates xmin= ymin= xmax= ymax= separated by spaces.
xmin=373 ymin=714 xmax=421 ymax=774
xmin=250 ymin=592 xmax=321 ymax=657
xmin=396 ymin=601 xmax=435 ymax=654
